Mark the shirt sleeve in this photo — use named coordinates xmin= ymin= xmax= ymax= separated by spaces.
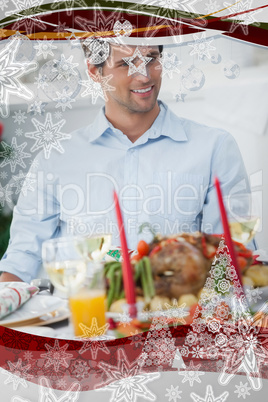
xmin=201 ymin=131 xmax=251 ymax=236
xmin=0 ymin=154 xmax=60 ymax=283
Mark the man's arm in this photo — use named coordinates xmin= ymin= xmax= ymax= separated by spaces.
xmin=202 ymin=132 xmax=251 ymax=236
xmin=0 ymin=272 xmax=23 ymax=282
xmin=0 ymin=155 xmax=60 ymax=283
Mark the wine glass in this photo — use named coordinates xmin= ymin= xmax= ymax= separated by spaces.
xmin=42 ymin=236 xmax=88 ymax=295
xmin=225 ymin=192 xmax=261 ymax=245
xmin=69 ymin=215 xmax=112 ymax=261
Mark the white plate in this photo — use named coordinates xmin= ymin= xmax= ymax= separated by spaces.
xmin=0 ymin=293 xmax=65 ymax=326
xmin=8 ymin=326 xmax=56 ymax=337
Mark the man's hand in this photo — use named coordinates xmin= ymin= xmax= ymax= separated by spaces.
xmin=0 ymin=272 xmax=23 ymax=282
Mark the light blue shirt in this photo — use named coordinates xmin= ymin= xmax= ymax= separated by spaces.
xmin=0 ymin=101 xmax=250 ymax=282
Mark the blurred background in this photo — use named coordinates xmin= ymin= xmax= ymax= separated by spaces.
xmin=0 ymin=33 xmax=267 ymax=250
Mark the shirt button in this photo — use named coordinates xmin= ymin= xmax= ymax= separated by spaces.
xmin=129 ymin=149 xmax=135 ymax=154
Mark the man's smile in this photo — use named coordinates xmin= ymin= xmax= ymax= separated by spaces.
xmin=130 ymin=85 xmax=154 ymax=96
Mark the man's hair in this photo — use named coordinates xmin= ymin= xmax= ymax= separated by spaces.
xmin=82 ymin=38 xmax=163 ymax=68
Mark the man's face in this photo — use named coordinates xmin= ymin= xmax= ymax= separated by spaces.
xmin=100 ymin=45 xmax=162 ymax=114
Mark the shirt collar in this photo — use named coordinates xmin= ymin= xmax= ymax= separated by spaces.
xmin=88 ymin=101 xmax=188 ymax=143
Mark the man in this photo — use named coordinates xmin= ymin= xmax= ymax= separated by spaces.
xmin=0 ymin=40 xmax=250 ymax=283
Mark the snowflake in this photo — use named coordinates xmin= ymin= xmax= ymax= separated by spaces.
xmin=157 ymin=52 xmax=181 ymax=79
xmin=191 ymin=318 xmax=206 ymax=333
xmin=130 ymin=330 xmax=144 ymax=348
xmin=23 ymin=351 xmax=33 ymax=362
xmin=141 ymin=0 xmax=199 ymax=18
xmin=51 ymin=0 xmax=87 ymax=17
xmin=204 ymin=277 xmax=214 ymax=289
xmin=210 ymin=293 xmax=221 ymax=305
xmin=206 ymin=346 xmax=219 ymax=360
xmin=38 ymin=376 xmax=80 ymax=402
xmin=15 ymin=128 xmax=23 ymax=137
xmin=52 ymin=54 xmax=79 ymax=81
xmin=34 ymin=73 xmax=49 ymax=90
xmin=54 ymin=110 xmax=63 ymax=120
xmin=40 ymin=339 xmax=73 ymax=372
xmin=0 ymin=0 xmax=8 ymax=11
xmin=75 ymin=5 xmax=121 ymax=51
xmin=0 ymin=171 xmax=8 ymax=179
xmin=217 ymin=239 xmax=226 ymax=252
xmin=12 ymin=110 xmax=27 ymax=125
xmin=163 ymin=300 xmax=189 ymax=326
xmin=222 ymin=321 xmax=236 ymax=336
xmin=54 ymin=89 xmax=75 ymax=112
xmin=25 ymin=113 xmax=70 ymax=159
xmin=223 ymin=0 xmax=261 ymax=35
xmin=229 ymin=334 xmax=245 ymax=350
xmin=122 ymin=47 xmax=153 ymax=77
xmin=234 ymin=381 xmax=251 ymax=399
xmin=165 ymin=385 xmax=182 ymax=401
xmin=218 ymin=251 xmax=232 ymax=267
xmin=226 ymin=265 xmax=238 ymax=281
xmin=0 ymin=137 xmax=31 ymax=173
xmin=205 ymin=0 xmax=220 ymax=14
xmin=191 ymin=385 xmax=229 ymax=402
xmin=189 ymin=32 xmax=216 ymax=61
xmin=1 ymin=326 xmax=32 ymax=350
xmin=34 ymin=36 xmax=57 ymax=59
xmin=215 ymin=304 xmax=230 ymax=320
xmin=245 ymin=286 xmax=262 ymax=304
xmin=118 ymin=311 xmax=132 ymax=327
xmin=9 ymin=1 xmax=46 ymax=35
xmin=199 ymin=332 xmax=213 ymax=348
xmin=0 ymin=40 xmax=36 ymax=117
xmin=216 ymin=279 xmax=231 ymax=294
xmin=175 ymin=91 xmax=187 ymax=102
xmin=210 ymin=265 xmax=224 ymax=279
xmin=69 ymin=359 xmax=90 ymax=381
xmin=215 ymin=333 xmax=228 ymax=348
xmin=53 ymin=21 xmax=69 ymax=38
xmin=179 ymin=345 xmax=190 ymax=358
xmin=207 ymin=319 xmax=221 ymax=333
xmin=178 ymin=360 xmax=205 ymax=386
xmin=190 ymin=346 xmax=204 ymax=358
xmin=8 ymin=4 xmax=46 ymax=35
xmin=81 ymin=71 xmax=115 ymax=104
xmin=3 ymin=359 xmax=32 ymax=390
xmin=97 ymin=348 xmax=160 ymax=402
xmin=218 ymin=310 xmax=268 ymax=388
xmin=77 ymin=317 xmax=111 ymax=359
xmin=27 ymin=100 xmax=46 ymax=116
xmin=185 ymin=332 xmax=198 ymax=346
xmin=10 ymin=170 xmax=36 ymax=196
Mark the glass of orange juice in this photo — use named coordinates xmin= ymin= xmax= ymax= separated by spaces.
xmin=69 ymin=261 xmax=107 ymax=337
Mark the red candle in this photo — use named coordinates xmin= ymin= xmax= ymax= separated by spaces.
xmin=214 ymin=177 xmax=243 ymax=287
xmin=0 ymin=122 xmax=3 ymax=141
xmin=113 ymin=191 xmax=137 ymax=318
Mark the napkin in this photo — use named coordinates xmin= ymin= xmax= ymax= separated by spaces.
xmin=0 ymin=282 xmax=39 ymax=320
